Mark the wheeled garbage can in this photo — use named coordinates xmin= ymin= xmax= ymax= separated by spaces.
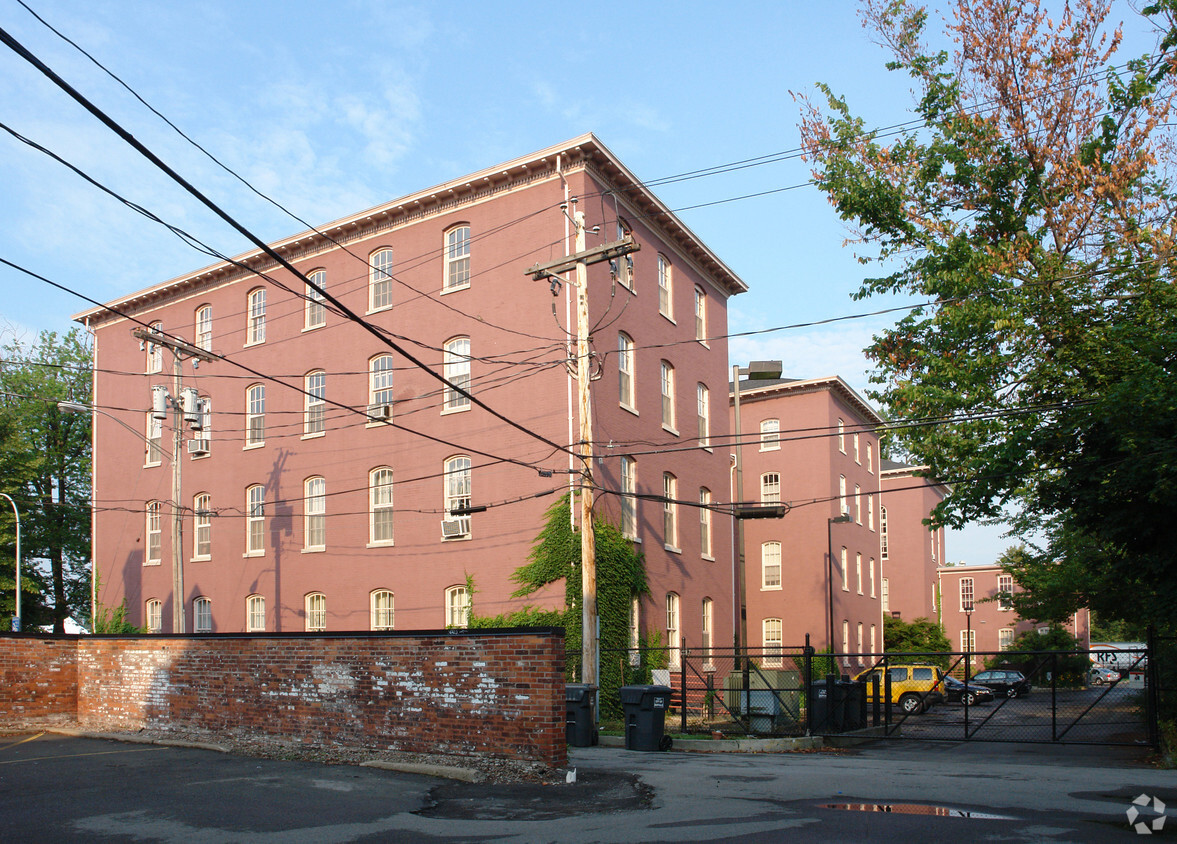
xmin=566 ymin=684 xmax=598 ymax=746
xmin=619 ymin=685 xmax=674 ymax=751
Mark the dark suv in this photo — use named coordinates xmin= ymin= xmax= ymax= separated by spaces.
xmin=970 ymin=669 xmax=1032 ymax=698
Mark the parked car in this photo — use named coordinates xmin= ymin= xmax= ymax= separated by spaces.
xmin=1088 ymin=663 xmax=1121 ymax=685
xmin=943 ymin=675 xmax=995 ymax=705
xmin=853 ymin=664 xmax=946 ymax=714
xmin=971 ymin=669 xmax=1033 ymax=698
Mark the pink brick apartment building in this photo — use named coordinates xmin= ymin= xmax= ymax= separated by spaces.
xmin=938 ymin=563 xmax=1091 ymax=666
xmin=879 ymin=460 xmax=948 ymax=623
xmin=729 ymin=376 xmax=885 ymax=669
xmin=74 ymin=134 xmax=746 ymax=648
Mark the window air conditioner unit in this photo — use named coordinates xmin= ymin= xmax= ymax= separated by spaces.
xmin=440 ymin=517 xmax=470 ymax=539
xmin=188 ymin=438 xmax=210 ymax=456
xmin=366 ymin=403 xmax=392 ymax=422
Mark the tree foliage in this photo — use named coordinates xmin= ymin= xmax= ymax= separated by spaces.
xmin=0 ymin=328 xmax=92 ymax=630
xmin=884 ymin=615 xmax=952 ymax=667
xmin=798 ymin=0 xmax=1177 ymax=633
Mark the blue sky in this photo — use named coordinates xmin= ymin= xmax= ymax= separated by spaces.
xmin=0 ymin=1 xmax=1162 ymax=566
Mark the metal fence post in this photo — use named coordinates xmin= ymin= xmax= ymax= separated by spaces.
xmin=804 ymin=634 xmax=813 ymax=736
xmin=681 ymin=637 xmax=688 ymax=734
xmin=1050 ymin=651 xmax=1058 ymax=742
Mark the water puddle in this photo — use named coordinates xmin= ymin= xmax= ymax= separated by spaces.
xmin=823 ymin=802 xmax=1015 ymax=819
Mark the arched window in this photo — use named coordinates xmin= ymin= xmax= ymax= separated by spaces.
xmin=666 ymin=592 xmax=680 ymax=668
xmin=660 ymin=361 xmax=676 ymax=430
xmin=663 ymin=472 xmax=678 ymax=549
xmin=304 ymin=370 xmax=326 ymax=435
xmin=699 ymin=487 xmax=712 ymax=558
xmin=305 ymin=593 xmax=326 ymax=631
xmin=760 ymin=472 xmax=781 ymax=503
xmin=247 ymin=288 xmax=266 ymax=344
xmin=193 ymin=493 xmax=211 ymax=559
xmin=246 ymin=594 xmax=266 ymax=632
xmin=370 ymin=248 xmax=394 ymax=310
xmin=146 ymin=321 xmax=163 ymax=372
xmin=246 ymin=384 xmax=265 ymax=446
xmin=837 ymin=418 xmax=845 ymax=453
xmin=194 ymin=597 xmax=212 ymax=633
xmin=145 ymin=599 xmax=162 ymax=633
xmin=443 ymin=456 xmax=472 ymax=539
xmin=371 ymin=590 xmax=395 ymax=630
xmin=760 ymin=418 xmax=780 ymax=451
xmin=763 ymin=618 xmax=783 ymax=667
xmin=369 ymin=354 xmax=394 ymax=417
xmin=305 ymin=269 xmax=326 ymax=329
xmin=195 ymin=306 xmax=212 ymax=351
xmin=445 ymin=585 xmax=470 ymax=627
xmin=657 ymin=254 xmax=673 ymax=318
xmin=444 ymin=225 xmax=471 ymax=291
xmin=701 ymin=597 xmax=713 ymax=660
xmin=304 ymin=477 xmax=325 ymax=550
xmin=696 ymin=383 xmax=710 ymax=447
xmin=618 ymin=333 xmax=635 ymax=409
xmin=694 ymin=286 xmax=706 ymax=341
xmin=145 ymin=501 xmax=162 ymax=563
xmin=620 ymin=455 xmax=637 ymax=539
xmin=443 ymin=337 xmax=471 ymax=410
xmin=762 ymin=541 xmax=782 ymax=589
xmin=246 ymin=485 xmax=265 ymax=554
xmin=369 ymin=467 xmax=394 ymax=545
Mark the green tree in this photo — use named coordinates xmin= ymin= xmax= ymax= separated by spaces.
xmin=884 ymin=615 xmax=951 ymax=668
xmin=986 ymin=625 xmax=1089 ymax=687
xmin=0 ymin=329 xmax=92 ymax=631
xmin=797 ymin=0 xmax=1177 ymax=634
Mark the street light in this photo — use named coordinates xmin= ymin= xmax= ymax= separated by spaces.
xmin=0 ymin=493 xmax=20 ymax=632
xmin=827 ymin=513 xmax=852 ymax=660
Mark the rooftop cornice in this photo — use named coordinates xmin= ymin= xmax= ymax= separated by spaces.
xmin=729 ymin=375 xmax=886 ymax=427
xmin=74 ymin=133 xmax=746 ymax=325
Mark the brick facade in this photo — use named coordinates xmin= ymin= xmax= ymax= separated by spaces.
xmin=0 ymin=629 xmax=566 ymax=766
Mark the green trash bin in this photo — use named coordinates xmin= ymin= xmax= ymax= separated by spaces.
xmin=566 ymin=684 xmax=598 ymax=747
xmin=620 ymin=685 xmax=673 ymax=751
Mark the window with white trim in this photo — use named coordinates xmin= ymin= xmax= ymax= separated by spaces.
xmin=616 ymin=220 xmax=634 ymax=290
xmin=761 ymin=472 xmax=781 ymax=503
xmin=305 ymin=592 xmax=326 ymax=631
xmin=444 ymin=225 xmax=471 ymax=291
xmin=443 ymin=336 xmax=471 ymax=411
xmin=857 ymin=622 xmax=864 ymax=662
xmin=869 ymin=557 xmax=876 ymax=598
xmin=867 ymin=442 xmax=874 ymax=473
xmin=856 ymin=552 xmax=863 ymax=594
xmin=882 ymin=577 xmax=890 ymax=613
xmin=701 ymin=597 xmax=713 ymax=659
xmin=247 ymin=288 xmax=266 ymax=344
xmin=696 ymin=383 xmax=710 ymax=447
xmin=195 ymin=306 xmax=212 ymax=351
xmin=842 ymin=619 xmax=850 ymax=657
xmin=961 ymin=629 xmax=976 ymax=658
xmin=870 ymin=623 xmax=877 ymax=655
xmin=660 ymin=361 xmax=676 ymax=430
xmin=146 ymin=321 xmax=163 ymax=372
xmin=618 ymin=332 xmax=636 ymax=410
xmin=305 ymin=270 xmax=326 ymax=329
xmin=146 ymin=501 xmax=162 ymax=564
xmin=369 ymin=354 xmax=394 ymax=415
xmin=146 ymin=598 xmax=162 ymax=633
xmin=854 ymin=432 xmax=860 ymax=464
xmin=868 ymin=494 xmax=874 ymax=530
xmin=855 ymin=484 xmax=862 ymax=523
xmin=880 ymin=506 xmax=889 ymax=559
xmin=657 ymin=254 xmax=673 ymax=319
xmin=304 ymin=370 xmax=325 ymax=436
xmin=837 ymin=419 xmax=845 ymax=453
xmin=369 ymin=467 xmax=394 ymax=545
xmin=371 ymin=590 xmax=395 ymax=631
xmin=246 ymin=594 xmax=265 ymax=632
xmin=629 ymin=595 xmax=640 ymax=665
xmin=699 ymin=487 xmax=712 ymax=558
xmin=960 ymin=577 xmax=975 ymax=611
xmin=666 ymin=592 xmax=680 ymax=668
xmin=621 ymin=456 xmax=637 ymax=539
xmin=246 ymin=484 xmax=264 ymax=555
xmin=246 ymin=384 xmax=265 ymax=446
xmin=763 ymin=618 xmax=783 ymax=667
xmin=762 ymin=541 xmax=782 ymax=589
xmin=304 ymin=477 xmax=325 ymax=550
xmin=146 ymin=413 xmax=163 ymax=465
xmin=694 ymin=286 xmax=706 ymax=341
xmin=443 ymin=456 xmax=472 ymax=539
xmin=998 ymin=574 xmax=1014 ymax=610
xmin=998 ymin=627 xmax=1014 ymax=650
xmin=370 ymin=248 xmax=393 ymax=311
xmin=663 ymin=472 xmax=678 ymax=549
xmin=193 ymin=493 xmax=211 ymax=559
xmin=839 ymin=475 xmax=848 ymax=515
xmin=194 ymin=597 xmax=212 ymax=633
xmin=445 ymin=585 xmax=470 ymax=627
xmin=759 ymin=418 xmax=780 ymax=451
xmin=841 ymin=546 xmax=849 ymax=591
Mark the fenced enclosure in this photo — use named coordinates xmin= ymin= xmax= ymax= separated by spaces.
xmin=573 ymin=640 xmax=1159 ymax=747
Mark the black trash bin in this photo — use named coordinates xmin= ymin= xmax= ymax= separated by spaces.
xmin=810 ymin=675 xmax=847 ymax=733
xmin=839 ymin=680 xmax=867 ymax=731
xmin=566 ymin=684 xmax=598 ymax=747
xmin=619 ymin=685 xmax=673 ymax=751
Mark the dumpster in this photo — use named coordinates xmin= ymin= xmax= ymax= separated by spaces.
xmin=620 ymin=684 xmax=673 ymax=751
xmin=566 ymin=684 xmax=598 ymax=747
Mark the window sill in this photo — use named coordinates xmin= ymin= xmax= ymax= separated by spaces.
xmin=702 ymin=554 xmax=714 ymax=562
xmin=624 ymin=534 xmax=642 ymax=544
xmin=189 ymin=452 xmax=209 ymax=461
xmin=620 ymin=402 xmax=639 ymax=417
xmin=441 ymin=535 xmax=472 ymax=542
xmin=664 ymin=544 xmax=681 ymax=554
xmin=659 ymin=312 xmax=676 ymax=325
xmin=662 ymin=424 xmax=679 ymax=437
xmin=367 ymin=305 xmax=393 ymax=316
xmin=243 ymin=339 xmax=265 ymax=349
xmin=143 ymin=560 xmax=162 ymax=567
xmin=366 ymin=541 xmax=395 ymax=549
xmin=243 ymin=551 xmax=264 ymax=558
xmin=697 ymin=339 xmax=710 ymax=349
xmin=190 ymin=555 xmax=211 ymax=563
xmin=144 ymin=461 xmax=162 ymax=469
xmin=759 ymin=445 xmax=781 ymax=452
xmin=301 ymin=431 xmax=325 ymax=440
xmin=302 ymin=323 xmax=326 ymax=333
xmin=243 ymin=442 xmax=265 ymax=451
xmin=441 ymin=405 xmax=471 ymax=416
xmin=761 ymin=585 xmax=783 ymax=591
xmin=301 ymin=547 xmax=325 ymax=554
xmin=440 ymin=283 xmax=471 ymax=295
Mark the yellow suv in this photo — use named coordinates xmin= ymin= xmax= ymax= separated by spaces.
xmin=854 ymin=664 xmax=946 ymax=715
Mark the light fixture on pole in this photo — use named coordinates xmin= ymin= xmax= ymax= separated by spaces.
xmin=731 ymin=359 xmax=782 ymax=702
xmin=0 ymin=493 xmax=20 ymax=632
xmin=827 ymin=513 xmax=852 ymax=660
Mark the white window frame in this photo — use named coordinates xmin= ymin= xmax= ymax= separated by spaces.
xmin=193 ymin=493 xmax=211 ymax=560
xmin=446 ymin=585 xmax=470 ymax=627
xmin=998 ymin=627 xmax=1015 ymax=650
xmin=759 ymin=418 xmax=780 ymax=451
xmin=247 ymin=288 xmax=266 ymax=344
xmin=868 ymin=494 xmax=874 ymax=531
xmin=694 ymin=286 xmax=706 ymax=342
xmin=841 ymin=546 xmax=849 ymax=592
xmin=762 ymin=618 xmax=783 ymax=667
xmin=370 ymin=248 xmax=394 ymax=311
xmin=854 ymin=432 xmax=860 ymax=464
xmin=195 ymin=306 xmax=212 ymax=351
xmin=146 ymin=599 xmax=162 ymax=633
xmin=304 ymin=370 xmax=326 ymax=436
xmin=444 ymin=456 xmax=472 ymax=539
xmin=146 ymin=501 xmax=162 ymax=564
xmin=696 ymin=383 xmax=710 ymax=447
xmin=305 ymin=270 xmax=326 ymax=329
xmin=699 ymin=487 xmax=712 ymax=559
xmin=666 ymin=592 xmax=680 ymax=668
xmin=660 ymin=361 xmax=676 ymax=432
xmin=621 ymin=456 xmax=637 ymax=539
xmin=369 ymin=354 xmax=395 ymax=417
xmin=194 ymin=597 xmax=212 ymax=633
xmin=146 ymin=413 xmax=163 ymax=466
xmin=762 ymin=541 xmax=782 ymax=590
xmin=663 ymin=472 xmax=678 ymax=550
xmin=246 ymin=484 xmax=265 ymax=555
xmin=856 ymin=552 xmax=863 ymax=595
xmin=657 ymin=254 xmax=673 ymax=320
xmin=371 ymin=590 xmax=395 ymax=631
xmin=882 ymin=577 xmax=890 ymax=613
xmin=839 ymin=475 xmax=848 ymax=515
xmin=444 ymin=225 xmax=471 ymax=292
xmin=998 ymin=574 xmax=1014 ymax=611
xmin=303 ymin=477 xmax=326 ymax=551
xmin=761 ymin=472 xmax=781 ymax=503
xmin=867 ymin=442 xmax=874 ymax=473
xmin=880 ymin=506 xmax=889 ymax=559
xmin=246 ymin=384 xmax=265 ymax=447
xmin=869 ymin=557 xmax=876 ymax=598
xmin=146 ymin=321 xmax=163 ymax=373
xmin=855 ymin=484 xmax=862 ymax=523
xmin=870 ymin=623 xmax=877 ymax=656
xmin=246 ymin=594 xmax=266 ymax=632
xmin=305 ymin=592 xmax=326 ymax=632
xmin=701 ymin=597 xmax=713 ymax=660
xmin=618 ymin=333 xmax=636 ymax=411
xmin=369 ymin=467 xmax=395 ymax=546
xmin=960 ymin=577 xmax=975 ymax=612
xmin=442 ymin=336 xmax=471 ymax=412
xmin=837 ymin=419 xmax=845 ymax=453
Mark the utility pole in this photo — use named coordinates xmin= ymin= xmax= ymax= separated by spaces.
xmin=132 ymin=329 xmax=213 ymax=633
xmin=526 ymin=208 xmax=638 ymax=689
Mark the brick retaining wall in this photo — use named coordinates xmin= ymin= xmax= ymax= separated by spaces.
xmin=0 ymin=629 xmax=566 ymax=766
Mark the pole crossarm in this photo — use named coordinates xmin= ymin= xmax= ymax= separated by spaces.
xmin=131 ymin=328 xmax=216 ymax=364
xmin=525 ymin=237 xmax=639 ymax=280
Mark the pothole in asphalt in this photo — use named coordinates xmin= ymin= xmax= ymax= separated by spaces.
xmin=822 ymin=802 xmax=1016 ymax=819
xmin=416 ymin=771 xmax=654 ymax=820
